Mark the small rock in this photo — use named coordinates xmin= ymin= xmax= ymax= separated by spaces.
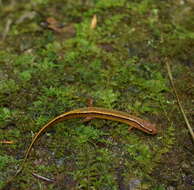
xmin=167 ymin=186 xmax=175 ymax=190
xmin=181 ymin=162 xmax=190 ymax=173
xmin=128 ymin=179 xmax=141 ymax=190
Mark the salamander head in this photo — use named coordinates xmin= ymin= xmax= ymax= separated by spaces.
xmin=143 ymin=121 xmax=157 ymax=135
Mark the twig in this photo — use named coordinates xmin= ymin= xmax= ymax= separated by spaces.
xmin=0 ymin=140 xmax=14 ymax=144
xmin=165 ymin=58 xmax=194 ymax=141
xmin=2 ymin=19 xmax=12 ymax=41
xmin=32 ymin=173 xmax=55 ymax=183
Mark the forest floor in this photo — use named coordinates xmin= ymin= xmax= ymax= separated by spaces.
xmin=0 ymin=0 xmax=193 ymax=189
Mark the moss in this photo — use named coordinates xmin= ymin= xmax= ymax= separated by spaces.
xmin=0 ymin=0 xmax=193 ymax=189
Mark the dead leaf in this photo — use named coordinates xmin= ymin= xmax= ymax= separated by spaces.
xmin=0 ymin=140 xmax=14 ymax=144
xmin=90 ymin=14 xmax=97 ymax=29
xmin=46 ymin=17 xmax=63 ymax=33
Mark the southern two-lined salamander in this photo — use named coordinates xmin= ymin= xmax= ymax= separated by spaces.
xmin=24 ymin=107 xmax=157 ymax=161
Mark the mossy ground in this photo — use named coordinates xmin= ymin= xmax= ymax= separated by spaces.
xmin=0 ymin=0 xmax=193 ymax=189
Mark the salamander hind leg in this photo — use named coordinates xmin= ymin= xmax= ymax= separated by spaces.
xmin=128 ymin=126 xmax=133 ymax=132
xmin=82 ymin=116 xmax=95 ymax=123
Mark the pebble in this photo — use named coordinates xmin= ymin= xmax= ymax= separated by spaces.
xmin=167 ymin=186 xmax=175 ymax=190
xmin=128 ymin=179 xmax=141 ymax=190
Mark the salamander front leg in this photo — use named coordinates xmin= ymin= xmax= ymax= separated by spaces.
xmin=82 ymin=98 xmax=95 ymax=123
xmin=128 ymin=126 xmax=133 ymax=132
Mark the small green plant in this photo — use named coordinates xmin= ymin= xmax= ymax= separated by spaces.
xmin=19 ymin=71 xmax=32 ymax=81
xmin=0 ymin=107 xmax=11 ymax=123
xmin=96 ymin=0 xmax=126 ymax=8
xmin=95 ymin=89 xmax=119 ymax=108
xmin=0 ymin=155 xmax=15 ymax=171
xmin=0 ymin=79 xmax=19 ymax=94
xmin=152 ymin=185 xmax=166 ymax=190
xmin=0 ymin=155 xmax=17 ymax=188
